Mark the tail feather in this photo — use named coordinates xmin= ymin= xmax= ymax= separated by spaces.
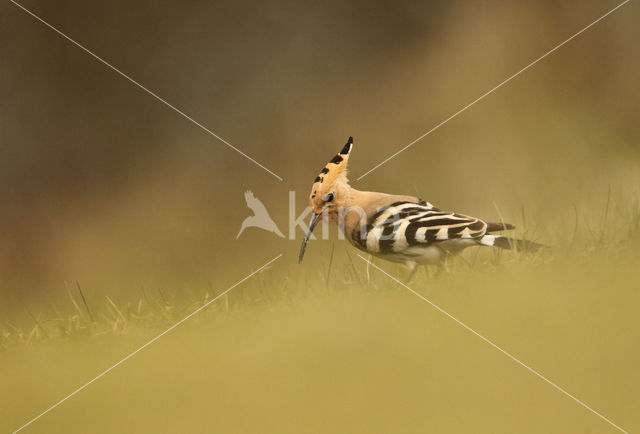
xmin=479 ymin=235 xmax=545 ymax=251
xmin=486 ymin=222 xmax=516 ymax=232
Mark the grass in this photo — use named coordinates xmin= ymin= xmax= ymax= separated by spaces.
xmin=2 ymin=197 xmax=639 ymax=349
xmin=1 ymin=198 xmax=640 ymax=433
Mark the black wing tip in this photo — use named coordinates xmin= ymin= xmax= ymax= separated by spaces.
xmin=486 ymin=222 xmax=516 ymax=232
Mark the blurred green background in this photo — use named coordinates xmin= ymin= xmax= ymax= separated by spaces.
xmin=1 ymin=0 xmax=637 ymax=300
xmin=1 ymin=0 xmax=639 ymax=432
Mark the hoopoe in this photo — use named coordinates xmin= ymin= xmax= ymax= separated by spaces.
xmin=299 ymin=137 xmax=543 ymax=276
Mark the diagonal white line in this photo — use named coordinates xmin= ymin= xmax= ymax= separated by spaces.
xmin=12 ymin=253 xmax=283 ymax=434
xmin=357 ymin=0 xmax=631 ymax=180
xmin=357 ymin=254 xmax=628 ymax=433
xmin=9 ymin=0 xmax=284 ymax=182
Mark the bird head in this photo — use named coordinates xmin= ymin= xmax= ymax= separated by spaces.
xmin=299 ymin=136 xmax=353 ymax=262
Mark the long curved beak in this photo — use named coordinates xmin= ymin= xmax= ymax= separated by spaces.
xmin=298 ymin=212 xmax=321 ymax=263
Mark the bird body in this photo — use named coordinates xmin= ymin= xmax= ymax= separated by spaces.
xmin=299 ymin=137 xmax=542 ymax=272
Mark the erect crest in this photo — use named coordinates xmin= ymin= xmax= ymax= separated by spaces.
xmin=309 ymin=136 xmax=353 ymax=201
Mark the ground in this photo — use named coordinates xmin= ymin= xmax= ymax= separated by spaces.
xmin=2 ymin=229 xmax=639 ymax=433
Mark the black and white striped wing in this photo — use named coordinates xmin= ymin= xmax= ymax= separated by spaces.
xmin=355 ymin=201 xmax=488 ymax=254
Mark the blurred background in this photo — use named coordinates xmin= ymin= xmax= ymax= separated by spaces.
xmin=1 ymin=0 xmax=638 ymax=304
xmin=2 ymin=0 xmax=639 ymax=432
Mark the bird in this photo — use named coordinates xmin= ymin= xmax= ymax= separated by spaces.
xmin=236 ymin=190 xmax=285 ymax=239
xmin=298 ymin=137 xmax=543 ymax=278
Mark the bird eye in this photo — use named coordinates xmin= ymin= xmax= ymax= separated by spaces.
xmin=323 ymin=193 xmax=334 ymax=202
